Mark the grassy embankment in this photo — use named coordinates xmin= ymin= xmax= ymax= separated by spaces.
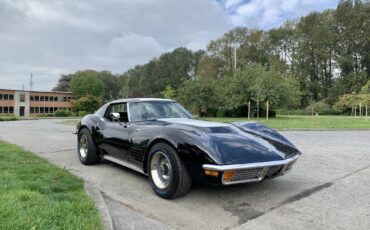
xmin=63 ymin=115 xmax=370 ymax=130
xmin=203 ymin=115 xmax=370 ymax=130
xmin=0 ymin=141 xmax=102 ymax=230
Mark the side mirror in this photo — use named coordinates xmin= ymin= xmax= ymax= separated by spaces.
xmin=110 ymin=112 xmax=120 ymax=122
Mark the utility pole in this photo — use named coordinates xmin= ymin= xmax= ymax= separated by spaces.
xmin=30 ymin=73 xmax=34 ymax=90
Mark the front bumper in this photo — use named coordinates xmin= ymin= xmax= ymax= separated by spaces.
xmin=202 ymin=154 xmax=300 ymax=185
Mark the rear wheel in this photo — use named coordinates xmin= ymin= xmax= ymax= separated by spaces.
xmin=148 ymin=142 xmax=192 ymax=199
xmin=77 ymin=128 xmax=101 ymax=165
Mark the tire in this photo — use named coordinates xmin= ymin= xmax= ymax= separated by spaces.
xmin=147 ymin=142 xmax=192 ymax=199
xmin=77 ymin=128 xmax=101 ymax=165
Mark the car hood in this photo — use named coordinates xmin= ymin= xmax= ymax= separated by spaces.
xmin=158 ymin=118 xmax=300 ymax=165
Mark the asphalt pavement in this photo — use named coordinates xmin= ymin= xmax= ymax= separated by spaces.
xmin=0 ymin=119 xmax=369 ymax=230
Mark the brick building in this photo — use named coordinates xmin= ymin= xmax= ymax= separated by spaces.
xmin=0 ymin=89 xmax=73 ymax=117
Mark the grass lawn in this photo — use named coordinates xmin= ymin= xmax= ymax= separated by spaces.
xmin=0 ymin=141 xmax=102 ymax=230
xmin=62 ymin=115 xmax=370 ymax=130
xmin=203 ymin=115 xmax=370 ymax=130
xmin=62 ymin=119 xmax=81 ymax=125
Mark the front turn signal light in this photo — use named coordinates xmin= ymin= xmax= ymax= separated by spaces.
xmin=204 ymin=169 xmax=219 ymax=177
xmin=223 ymin=170 xmax=236 ymax=181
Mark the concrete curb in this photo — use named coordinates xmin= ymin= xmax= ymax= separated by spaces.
xmin=85 ymin=181 xmax=114 ymax=230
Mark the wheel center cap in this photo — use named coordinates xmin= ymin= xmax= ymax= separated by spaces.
xmin=160 ymin=164 xmax=168 ymax=174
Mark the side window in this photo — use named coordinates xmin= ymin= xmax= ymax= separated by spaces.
xmin=106 ymin=103 xmax=129 ymax=122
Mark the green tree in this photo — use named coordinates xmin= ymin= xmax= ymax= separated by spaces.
xmin=53 ymin=74 xmax=73 ymax=92
xmin=224 ymin=65 xmax=300 ymax=111
xmin=161 ymin=85 xmax=176 ymax=99
xmin=97 ymin=71 xmax=120 ymax=102
xmin=71 ymin=95 xmax=102 ymax=113
xmin=177 ymin=78 xmax=219 ymax=116
xmin=69 ymin=70 xmax=104 ymax=98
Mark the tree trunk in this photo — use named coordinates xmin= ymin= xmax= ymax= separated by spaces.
xmin=256 ymin=93 xmax=260 ymax=120
xmin=266 ymin=101 xmax=269 ymax=121
xmin=366 ymin=104 xmax=368 ymax=120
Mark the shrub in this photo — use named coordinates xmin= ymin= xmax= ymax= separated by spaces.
xmin=78 ymin=111 xmax=89 ymax=117
xmin=216 ymin=108 xmax=228 ymax=117
xmin=54 ymin=109 xmax=72 ymax=117
xmin=71 ymin=95 xmax=102 ymax=114
xmin=253 ymin=109 xmax=276 ymax=118
xmin=0 ymin=116 xmax=17 ymax=121
xmin=276 ymin=109 xmax=306 ymax=115
xmin=306 ymin=101 xmax=338 ymax=115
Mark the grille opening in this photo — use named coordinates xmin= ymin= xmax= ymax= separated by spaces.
xmin=230 ymin=167 xmax=265 ymax=182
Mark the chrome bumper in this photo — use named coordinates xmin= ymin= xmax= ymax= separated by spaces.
xmin=202 ymin=154 xmax=300 ymax=185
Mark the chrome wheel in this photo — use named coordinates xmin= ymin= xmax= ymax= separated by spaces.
xmin=150 ymin=151 xmax=172 ymax=189
xmin=79 ymin=135 xmax=88 ymax=158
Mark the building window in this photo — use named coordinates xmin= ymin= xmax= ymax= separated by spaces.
xmin=35 ymin=96 xmax=39 ymax=101
xmin=30 ymin=107 xmax=34 ymax=113
xmin=0 ymin=94 xmax=2 ymax=100
xmin=0 ymin=107 xmax=2 ymax=113
xmin=40 ymin=107 xmax=44 ymax=113
xmin=9 ymin=94 xmax=14 ymax=100
xmin=30 ymin=96 xmax=34 ymax=101
xmin=4 ymin=94 xmax=8 ymax=100
xmin=63 ymin=97 xmax=67 ymax=102
xmin=40 ymin=96 xmax=44 ymax=101
xmin=45 ymin=96 xmax=49 ymax=102
xmin=9 ymin=107 xmax=14 ymax=113
xmin=20 ymin=94 xmax=25 ymax=102
xmin=35 ymin=107 xmax=39 ymax=113
xmin=54 ymin=97 xmax=58 ymax=101
xmin=4 ymin=107 xmax=8 ymax=113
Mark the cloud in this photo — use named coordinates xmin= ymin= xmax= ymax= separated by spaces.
xmin=0 ymin=0 xmax=339 ymax=91
xmin=219 ymin=0 xmax=338 ymax=28
xmin=0 ymin=0 xmax=232 ymax=90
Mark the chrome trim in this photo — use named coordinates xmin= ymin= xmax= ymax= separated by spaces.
xmin=202 ymin=154 xmax=299 ymax=171
xmin=150 ymin=151 xmax=172 ymax=189
xmin=102 ymin=155 xmax=146 ymax=175
xmin=127 ymin=102 xmax=132 ymax=123
xmin=79 ymin=135 xmax=88 ymax=159
xmin=203 ymin=154 xmax=300 ymax=185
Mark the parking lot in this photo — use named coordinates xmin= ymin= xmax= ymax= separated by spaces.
xmin=0 ymin=119 xmax=369 ymax=230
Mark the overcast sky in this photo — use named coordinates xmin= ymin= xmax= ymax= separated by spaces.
xmin=0 ymin=0 xmax=338 ymax=91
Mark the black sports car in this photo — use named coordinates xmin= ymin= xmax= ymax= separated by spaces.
xmin=76 ymin=98 xmax=301 ymax=198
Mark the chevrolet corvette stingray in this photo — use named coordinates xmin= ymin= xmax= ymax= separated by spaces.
xmin=76 ymin=98 xmax=301 ymax=198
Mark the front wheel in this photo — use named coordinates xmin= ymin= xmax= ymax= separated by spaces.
xmin=77 ymin=128 xmax=101 ymax=165
xmin=148 ymin=142 xmax=192 ymax=199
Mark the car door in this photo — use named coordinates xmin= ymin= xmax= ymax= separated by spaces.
xmin=99 ymin=103 xmax=131 ymax=162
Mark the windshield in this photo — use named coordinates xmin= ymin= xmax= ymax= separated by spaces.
xmin=129 ymin=101 xmax=192 ymax=122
